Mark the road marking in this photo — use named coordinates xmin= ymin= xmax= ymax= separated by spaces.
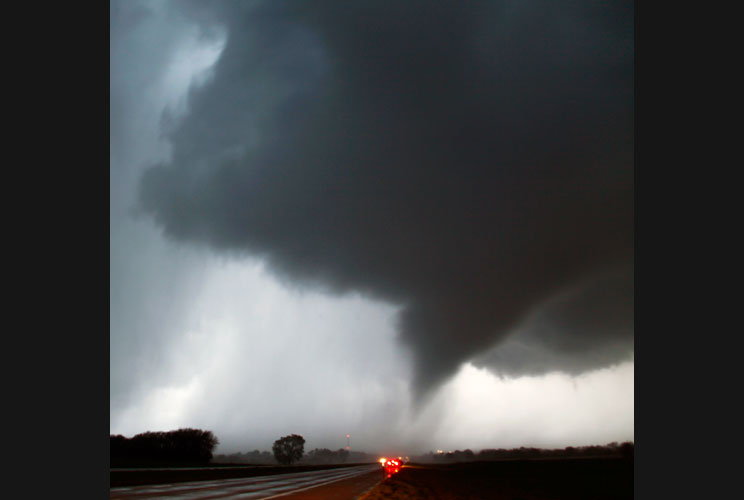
xmin=261 ymin=467 xmax=379 ymax=499
xmin=111 ymin=464 xmax=380 ymax=499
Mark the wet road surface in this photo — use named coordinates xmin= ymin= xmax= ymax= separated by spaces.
xmin=110 ymin=464 xmax=382 ymax=499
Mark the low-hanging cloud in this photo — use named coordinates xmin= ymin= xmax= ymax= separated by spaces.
xmin=473 ymin=266 xmax=633 ymax=377
xmin=138 ymin=0 xmax=634 ymax=400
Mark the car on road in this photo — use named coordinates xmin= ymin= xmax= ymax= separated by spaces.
xmin=382 ymin=458 xmax=401 ymax=477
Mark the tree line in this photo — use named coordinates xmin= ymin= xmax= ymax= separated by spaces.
xmin=413 ymin=441 xmax=634 ymax=463
xmin=111 ymin=430 xmax=632 ymax=468
xmin=212 ymin=447 xmax=373 ymax=465
xmin=214 ymin=449 xmax=276 ymax=464
xmin=110 ymin=428 xmax=219 ymax=467
xmin=212 ymin=434 xmax=377 ymax=465
xmin=111 ymin=430 xmax=365 ymax=468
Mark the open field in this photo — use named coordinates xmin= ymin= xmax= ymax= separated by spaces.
xmin=360 ymin=458 xmax=633 ymax=500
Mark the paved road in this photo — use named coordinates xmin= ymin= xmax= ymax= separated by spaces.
xmin=113 ymin=466 xmax=264 ymax=472
xmin=110 ymin=464 xmax=382 ymax=499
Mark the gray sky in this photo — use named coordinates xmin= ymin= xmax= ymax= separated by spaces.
xmin=110 ymin=0 xmax=633 ymax=456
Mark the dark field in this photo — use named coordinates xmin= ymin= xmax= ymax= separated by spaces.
xmin=361 ymin=458 xmax=633 ymax=500
xmin=110 ymin=462 xmax=372 ymax=488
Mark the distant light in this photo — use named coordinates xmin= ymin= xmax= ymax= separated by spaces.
xmin=346 ymin=434 xmax=350 ymax=438
xmin=379 ymin=458 xmax=386 ymax=465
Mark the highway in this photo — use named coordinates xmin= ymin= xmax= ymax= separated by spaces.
xmin=110 ymin=464 xmax=382 ymax=499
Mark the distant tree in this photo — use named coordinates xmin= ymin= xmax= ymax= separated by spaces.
xmin=619 ymin=441 xmax=634 ymax=460
xmin=272 ymin=434 xmax=305 ymax=465
xmin=167 ymin=428 xmax=219 ymax=463
xmin=110 ymin=428 xmax=218 ymax=466
xmin=306 ymin=448 xmax=331 ymax=464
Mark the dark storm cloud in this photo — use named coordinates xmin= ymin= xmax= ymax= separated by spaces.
xmin=138 ymin=0 xmax=633 ymax=398
xmin=473 ymin=266 xmax=633 ymax=377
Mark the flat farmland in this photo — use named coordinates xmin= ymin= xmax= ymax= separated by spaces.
xmin=360 ymin=458 xmax=633 ymax=500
